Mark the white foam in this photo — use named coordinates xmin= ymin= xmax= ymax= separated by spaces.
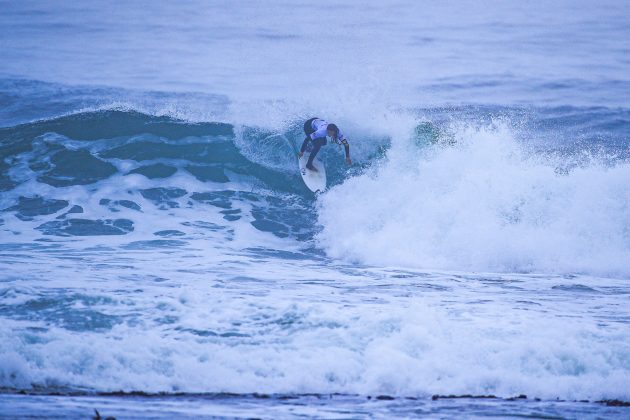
xmin=318 ymin=119 xmax=630 ymax=276
xmin=1 ymin=269 xmax=628 ymax=400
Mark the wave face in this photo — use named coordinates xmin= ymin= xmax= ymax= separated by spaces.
xmin=0 ymin=110 xmax=329 ymax=244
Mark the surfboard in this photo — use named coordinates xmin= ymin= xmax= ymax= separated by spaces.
xmin=298 ymin=153 xmax=327 ymax=193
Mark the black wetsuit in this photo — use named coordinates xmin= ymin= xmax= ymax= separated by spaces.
xmin=301 ymin=117 xmax=327 ymax=168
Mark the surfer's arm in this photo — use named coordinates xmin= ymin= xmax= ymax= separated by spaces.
xmin=340 ymin=138 xmax=350 ymax=157
xmin=341 ymin=138 xmax=351 ymax=164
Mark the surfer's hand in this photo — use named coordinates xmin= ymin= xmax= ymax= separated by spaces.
xmin=346 ymin=157 xmax=352 ymax=165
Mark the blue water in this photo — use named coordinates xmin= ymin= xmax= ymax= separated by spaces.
xmin=1 ymin=1 xmax=630 ymax=418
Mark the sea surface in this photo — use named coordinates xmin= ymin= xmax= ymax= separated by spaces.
xmin=1 ymin=1 xmax=629 ymax=418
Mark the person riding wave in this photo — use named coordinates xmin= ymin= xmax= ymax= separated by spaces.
xmin=299 ymin=117 xmax=352 ymax=171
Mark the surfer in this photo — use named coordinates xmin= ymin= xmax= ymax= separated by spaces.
xmin=299 ymin=117 xmax=352 ymax=171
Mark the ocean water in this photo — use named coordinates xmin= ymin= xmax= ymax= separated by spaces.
xmin=1 ymin=1 xmax=630 ymax=418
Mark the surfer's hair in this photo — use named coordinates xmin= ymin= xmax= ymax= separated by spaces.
xmin=327 ymin=124 xmax=339 ymax=136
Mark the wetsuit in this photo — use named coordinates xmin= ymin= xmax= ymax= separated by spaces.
xmin=301 ymin=117 xmax=349 ymax=168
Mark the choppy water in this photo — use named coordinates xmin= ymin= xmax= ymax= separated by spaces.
xmin=1 ymin=1 xmax=629 ymax=418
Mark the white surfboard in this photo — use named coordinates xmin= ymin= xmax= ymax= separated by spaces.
xmin=298 ymin=153 xmax=327 ymax=193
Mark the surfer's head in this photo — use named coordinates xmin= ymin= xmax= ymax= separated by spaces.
xmin=327 ymin=124 xmax=339 ymax=139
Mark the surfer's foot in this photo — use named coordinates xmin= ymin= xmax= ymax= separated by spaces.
xmin=306 ymin=164 xmax=318 ymax=172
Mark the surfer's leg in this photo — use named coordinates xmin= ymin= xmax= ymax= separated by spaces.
xmin=307 ymin=137 xmax=327 ymax=169
xmin=300 ymin=137 xmax=311 ymax=154
xmin=301 ymin=118 xmax=318 ymax=154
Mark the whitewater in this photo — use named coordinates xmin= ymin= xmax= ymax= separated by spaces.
xmin=1 ymin=1 xmax=629 ymax=418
